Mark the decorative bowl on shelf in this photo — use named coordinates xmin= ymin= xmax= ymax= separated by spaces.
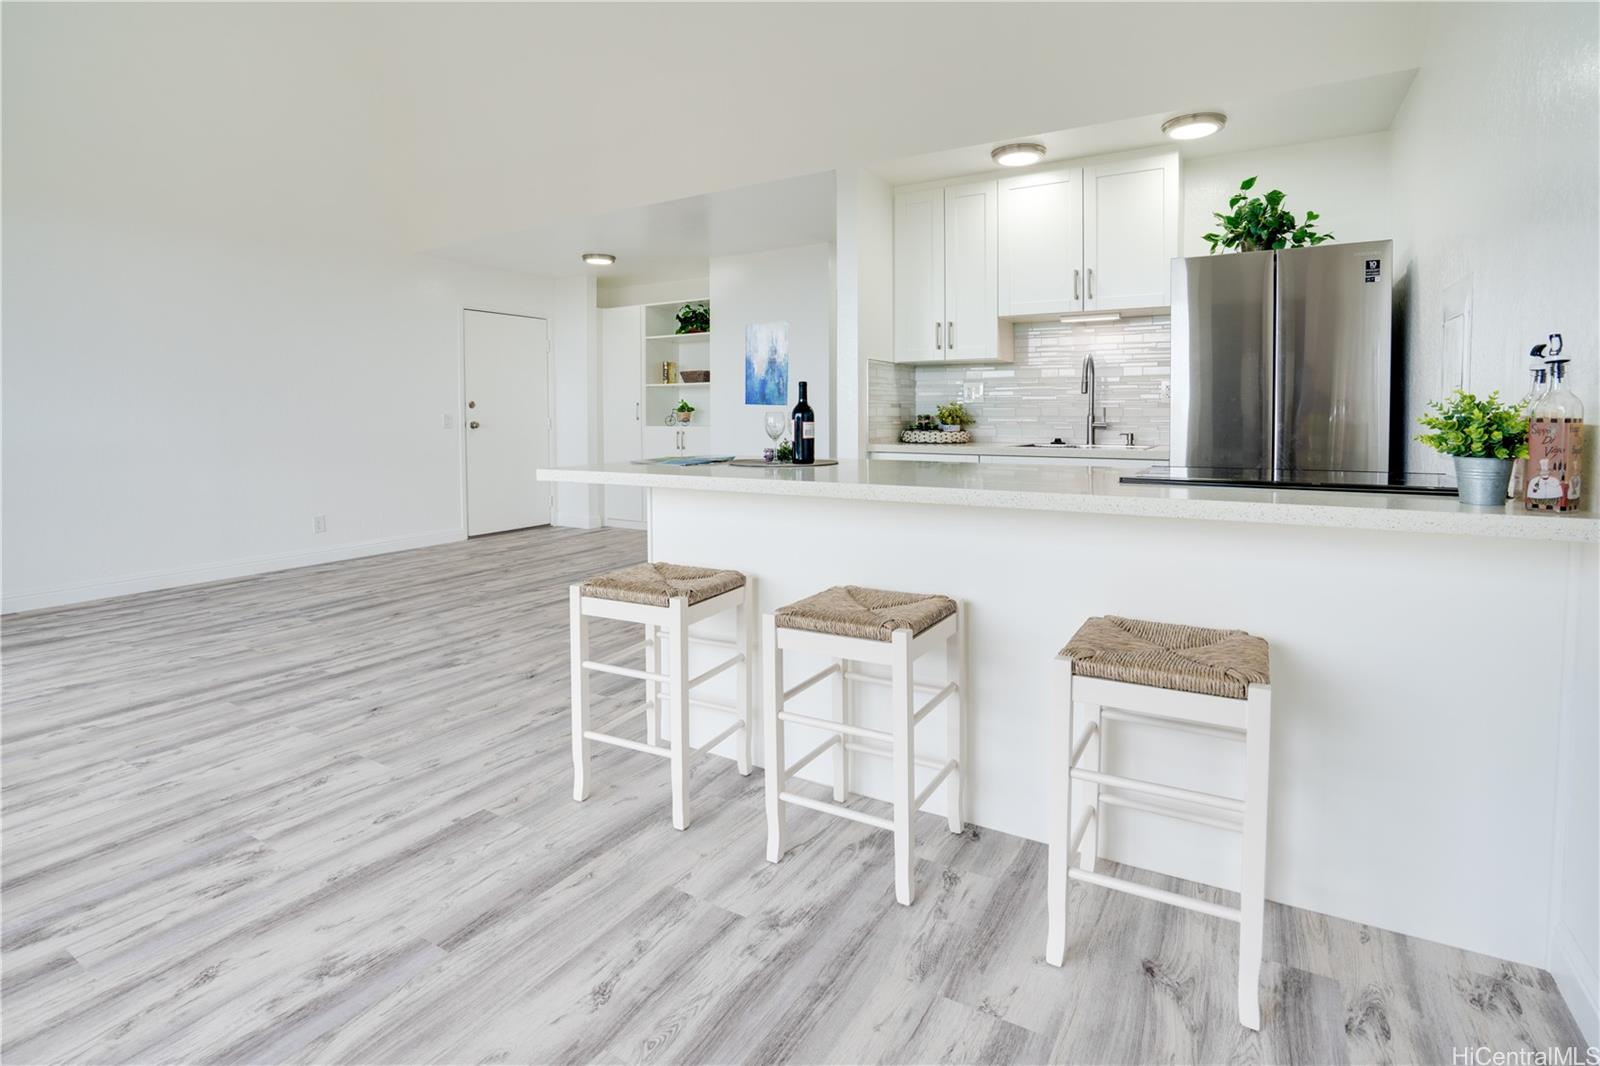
xmin=679 ymin=370 xmax=710 ymax=383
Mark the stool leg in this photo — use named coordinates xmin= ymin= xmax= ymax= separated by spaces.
xmin=569 ymin=587 xmax=591 ymax=802
xmin=1075 ymin=702 xmax=1102 ymax=873
xmin=831 ymin=658 xmax=849 ymax=802
xmin=736 ymin=581 xmax=755 ymax=776
xmin=1046 ymin=657 xmax=1074 ymax=966
xmin=668 ymin=597 xmax=691 ymax=831
xmin=1238 ymin=683 xmax=1272 ymax=1030
xmin=763 ymin=615 xmax=788 ymax=862
xmin=946 ymin=607 xmax=965 ymax=834
xmin=643 ymin=623 xmax=660 ymax=748
xmin=891 ymin=629 xmax=916 ymax=906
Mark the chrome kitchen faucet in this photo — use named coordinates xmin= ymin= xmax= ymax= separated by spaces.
xmin=1080 ymin=355 xmax=1109 ymax=446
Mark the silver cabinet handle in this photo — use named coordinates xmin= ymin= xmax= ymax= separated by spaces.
xmin=934 ymin=321 xmax=942 ymax=350
xmin=947 ymin=321 xmax=955 ymax=349
xmin=1087 ymin=268 xmax=1095 ymax=300
xmin=1073 ymin=269 xmax=1081 ymax=300
xmin=635 ymin=401 xmax=640 ymax=421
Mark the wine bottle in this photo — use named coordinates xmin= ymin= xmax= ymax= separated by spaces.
xmin=791 ymin=380 xmax=816 ymax=465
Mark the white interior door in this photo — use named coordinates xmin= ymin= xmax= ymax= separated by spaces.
xmin=464 ymin=309 xmax=551 ymax=535
xmin=600 ymin=305 xmax=645 ymax=527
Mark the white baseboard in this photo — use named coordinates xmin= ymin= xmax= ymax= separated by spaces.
xmin=1551 ymin=920 xmax=1599 ymax=1047
xmin=603 ymin=518 xmax=647 ymax=531
xmin=2 ymin=528 xmax=467 ymax=614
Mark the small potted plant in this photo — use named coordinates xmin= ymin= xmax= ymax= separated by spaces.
xmin=674 ymin=399 xmax=695 ymax=424
xmin=675 ymin=302 xmax=710 ymax=335
xmin=1202 ymin=177 xmax=1334 ymax=254
xmin=936 ymin=401 xmax=975 ymax=433
xmin=1415 ymin=390 xmax=1528 ymax=506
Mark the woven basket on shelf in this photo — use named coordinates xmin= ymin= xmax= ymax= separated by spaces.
xmin=899 ymin=429 xmax=973 ymax=445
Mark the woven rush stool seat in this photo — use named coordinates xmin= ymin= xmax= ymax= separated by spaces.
xmin=1060 ymin=615 xmax=1269 ymax=700
xmin=774 ymin=586 xmax=957 ymax=642
xmin=580 ymin=562 xmax=745 ymax=608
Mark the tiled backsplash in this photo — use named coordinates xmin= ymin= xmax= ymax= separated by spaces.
xmin=868 ymin=314 xmax=1172 ymax=447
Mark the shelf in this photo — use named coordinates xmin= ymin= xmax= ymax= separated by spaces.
xmin=645 ymin=382 xmax=711 ymax=389
xmin=645 ymin=332 xmax=712 ymax=342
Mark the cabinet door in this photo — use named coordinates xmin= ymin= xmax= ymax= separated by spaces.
xmin=893 ymin=187 xmax=945 ymax=362
xmin=679 ymin=426 xmax=712 ymax=456
xmin=599 ymin=306 xmax=645 ymax=525
xmin=943 ymin=180 xmax=999 ymax=361
xmin=999 ymin=166 xmax=1084 ymax=316
xmin=1083 ymin=153 xmax=1180 ymax=310
xmin=642 ymin=425 xmax=680 ymax=458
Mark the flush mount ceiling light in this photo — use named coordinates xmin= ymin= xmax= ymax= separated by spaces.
xmin=990 ymin=142 xmax=1046 ymax=167
xmin=1161 ymin=112 xmax=1227 ymax=141
xmin=1059 ymin=313 xmax=1123 ymax=324
xmin=580 ymin=252 xmax=616 ymax=266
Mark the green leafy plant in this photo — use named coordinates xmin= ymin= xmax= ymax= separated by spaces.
xmin=936 ymin=401 xmax=975 ymax=428
xmin=1203 ymin=177 xmax=1333 ymax=254
xmin=909 ymin=414 xmax=938 ymax=432
xmin=674 ymin=303 xmax=710 ymax=334
xmin=675 ymin=399 xmax=695 ymax=413
xmin=1415 ymin=390 xmax=1528 ymax=459
xmin=775 ymin=438 xmax=794 ymax=462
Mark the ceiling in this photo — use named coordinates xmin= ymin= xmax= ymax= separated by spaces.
xmin=6 ymin=3 xmax=1435 ymax=261
xmin=433 ymin=171 xmax=837 ymax=284
xmin=872 ymin=70 xmax=1419 ymax=186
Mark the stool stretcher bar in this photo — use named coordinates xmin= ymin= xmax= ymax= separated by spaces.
xmin=782 ymin=662 xmax=841 ymax=703
xmin=1070 ymin=766 xmax=1245 ymax=815
xmin=692 ymin=720 xmax=746 ymax=758
xmin=778 ymin=790 xmax=894 ymax=831
xmin=912 ymin=682 xmax=958 ymax=725
xmin=584 ymin=730 xmax=671 ymax=758
xmin=656 ymin=693 xmax=741 ymax=715
xmin=595 ymin=702 xmax=651 ymax=737
xmin=1068 ymin=866 xmax=1242 ymax=924
xmin=1100 ymin=706 xmax=1243 ymax=741
xmin=779 ymin=709 xmax=890 ymax=743
xmin=842 ymin=739 xmax=948 ymax=772
xmin=783 ymin=734 xmax=843 ymax=782
xmin=687 ymin=653 xmax=744 ymax=691
xmin=1069 ymin=720 xmax=1099 ymax=769
xmin=913 ymin=758 xmax=959 ymax=811
xmin=842 ymin=669 xmax=944 ymax=695
xmin=1070 ymin=806 xmax=1097 ymax=859
xmin=1097 ymin=789 xmax=1243 ymax=833
xmin=582 ymin=660 xmax=669 ymax=684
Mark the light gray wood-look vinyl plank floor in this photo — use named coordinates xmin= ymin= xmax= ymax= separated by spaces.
xmin=1 ymin=526 xmax=1585 ymax=1065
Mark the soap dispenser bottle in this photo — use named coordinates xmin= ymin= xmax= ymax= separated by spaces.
xmin=1525 ymin=333 xmax=1584 ymax=512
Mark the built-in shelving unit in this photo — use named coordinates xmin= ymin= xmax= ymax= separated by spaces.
xmin=642 ymin=300 xmax=712 ymax=429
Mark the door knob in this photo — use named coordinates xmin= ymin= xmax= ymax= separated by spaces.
xmin=469 ymin=420 xmax=481 ymax=430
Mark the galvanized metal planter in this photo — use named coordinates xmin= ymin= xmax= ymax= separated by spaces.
xmin=1453 ymin=455 xmax=1514 ymax=506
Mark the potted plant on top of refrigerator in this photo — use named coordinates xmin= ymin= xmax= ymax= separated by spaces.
xmin=1415 ymin=389 xmax=1528 ymax=506
xmin=1202 ymin=177 xmax=1335 ymax=253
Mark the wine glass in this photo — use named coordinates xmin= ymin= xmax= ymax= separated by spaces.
xmin=764 ymin=411 xmax=787 ymax=446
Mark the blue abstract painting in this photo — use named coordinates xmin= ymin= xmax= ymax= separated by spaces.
xmin=744 ymin=321 xmax=789 ymax=406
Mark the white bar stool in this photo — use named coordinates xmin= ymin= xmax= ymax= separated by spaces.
xmin=569 ymin=561 xmax=756 ymax=830
xmin=763 ymin=585 xmax=965 ymax=905
xmin=1044 ymin=614 xmax=1272 ymax=1030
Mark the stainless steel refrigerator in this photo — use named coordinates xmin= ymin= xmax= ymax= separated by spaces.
xmin=1139 ymin=239 xmax=1421 ymax=492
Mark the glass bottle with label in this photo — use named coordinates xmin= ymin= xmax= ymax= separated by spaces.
xmin=1524 ymin=334 xmax=1583 ymax=512
xmin=1510 ymin=348 xmax=1550 ymax=499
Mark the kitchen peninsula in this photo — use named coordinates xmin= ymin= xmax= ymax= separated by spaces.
xmin=541 ymin=458 xmax=1598 ymax=969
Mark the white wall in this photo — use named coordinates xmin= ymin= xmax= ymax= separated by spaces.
xmin=0 ymin=214 xmax=581 ymax=611
xmin=1181 ymin=131 xmax=1394 ymax=258
xmin=708 ymin=244 xmax=836 ymax=458
xmin=1388 ymin=3 xmax=1599 ymax=1038
xmin=597 ymin=277 xmax=709 ymax=310
xmin=834 ymin=169 xmax=894 ymax=460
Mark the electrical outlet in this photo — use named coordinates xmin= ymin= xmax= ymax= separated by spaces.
xmin=312 ymin=515 xmax=327 ymax=535
xmin=442 ymin=413 xmax=455 ymax=430
xmin=1158 ymin=380 xmax=1172 ymax=403
xmin=961 ymin=382 xmax=984 ymax=402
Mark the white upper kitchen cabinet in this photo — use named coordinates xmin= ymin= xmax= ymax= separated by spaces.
xmin=999 ymin=166 xmax=1084 ymax=316
xmin=1083 ymin=152 xmax=1180 ymax=310
xmin=893 ymin=187 xmax=945 ymax=362
xmin=941 ymin=180 xmax=999 ymax=361
xmin=893 ymin=180 xmax=1003 ymax=363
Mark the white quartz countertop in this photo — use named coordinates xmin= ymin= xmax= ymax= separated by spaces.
xmin=540 ymin=460 xmax=1600 ymax=543
xmin=866 ymin=441 xmax=1168 ymax=461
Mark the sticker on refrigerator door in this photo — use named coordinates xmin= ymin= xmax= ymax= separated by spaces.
xmin=1364 ymin=258 xmax=1381 ymax=283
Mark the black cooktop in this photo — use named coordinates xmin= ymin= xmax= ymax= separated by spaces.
xmin=1119 ymin=467 xmax=1459 ymax=497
